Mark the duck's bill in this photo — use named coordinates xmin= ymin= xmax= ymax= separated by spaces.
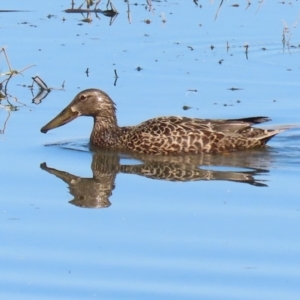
xmin=41 ymin=106 xmax=79 ymax=133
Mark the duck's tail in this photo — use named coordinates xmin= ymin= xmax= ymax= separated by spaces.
xmin=228 ymin=116 xmax=271 ymax=125
xmin=258 ymin=124 xmax=300 ymax=144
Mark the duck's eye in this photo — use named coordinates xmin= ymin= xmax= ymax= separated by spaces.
xmin=79 ymin=94 xmax=88 ymax=101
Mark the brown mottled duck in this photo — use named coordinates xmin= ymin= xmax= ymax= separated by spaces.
xmin=41 ymin=88 xmax=288 ymax=155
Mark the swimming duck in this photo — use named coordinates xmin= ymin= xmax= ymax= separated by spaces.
xmin=41 ymin=88 xmax=287 ymax=155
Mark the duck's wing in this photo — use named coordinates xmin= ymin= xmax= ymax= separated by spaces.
xmin=203 ymin=116 xmax=271 ymax=133
xmin=120 ymin=117 xmax=217 ymax=154
xmin=134 ymin=116 xmax=271 ymax=135
xmin=120 ymin=116 xmax=277 ymax=154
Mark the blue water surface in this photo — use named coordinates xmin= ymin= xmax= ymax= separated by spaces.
xmin=1 ymin=1 xmax=300 ymax=299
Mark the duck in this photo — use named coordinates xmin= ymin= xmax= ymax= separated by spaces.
xmin=41 ymin=88 xmax=288 ymax=155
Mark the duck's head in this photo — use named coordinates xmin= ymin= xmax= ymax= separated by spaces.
xmin=41 ymin=89 xmax=116 ymax=134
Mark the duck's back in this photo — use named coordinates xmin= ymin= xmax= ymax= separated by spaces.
xmin=117 ymin=116 xmax=279 ymax=155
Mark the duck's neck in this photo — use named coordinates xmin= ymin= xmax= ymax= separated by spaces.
xmin=90 ymin=115 xmax=121 ymax=147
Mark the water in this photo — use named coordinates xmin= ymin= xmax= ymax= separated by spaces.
xmin=1 ymin=1 xmax=300 ymax=299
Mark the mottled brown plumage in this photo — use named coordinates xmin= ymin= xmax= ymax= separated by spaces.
xmin=41 ymin=88 xmax=287 ymax=155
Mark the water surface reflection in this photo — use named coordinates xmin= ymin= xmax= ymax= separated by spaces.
xmin=40 ymin=149 xmax=272 ymax=209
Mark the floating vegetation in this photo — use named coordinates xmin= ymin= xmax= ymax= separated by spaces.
xmin=0 ymin=47 xmax=34 ymax=129
xmin=30 ymin=76 xmax=65 ymax=104
xmin=160 ymin=12 xmax=167 ymax=24
xmin=81 ymin=12 xmax=93 ymax=23
xmin=282 ymin=20 xmax=294 ymax=52
xmin=30 ymin=76 xmax=51 ymax=104
xmin=0 ymin=10 xmax=28 ymax=13
xmin=0 ymin=47 xmax=35 ymax=92
xmin=32 ymin=76 xmax=50 ymax=91
xmin=114 ymin=69 xmax=118 ymax=86
xmin=182 ymin=105 xmax=192 ymax=110
xmin=0 ymin=47 xmax=64 ymax=133
xmin=146 ymin=0 xmax=154 ymax=12
xmin=228 ymin=87 xmax=243 ymax=91
xmin=0 ymin=93 xmax=27 ymax=134
xmin=212 ymin=0 xmax=265 ymax=20
xmin=65 ymin=0 xmax=118 ymax=25
xmin=244 ymin=44 xmax=249 ymax=59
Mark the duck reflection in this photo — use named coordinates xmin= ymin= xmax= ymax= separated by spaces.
xmin=40 ymin=149 xmax=270 ymax=209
